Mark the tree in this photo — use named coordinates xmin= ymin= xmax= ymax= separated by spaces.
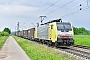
xmin=3 ymin=28 xmax=11 ymax=34
xmin=73 ymin=27 xmax=89 ymax=35
xmin=0 ymin=31 xmax=9 ymax=36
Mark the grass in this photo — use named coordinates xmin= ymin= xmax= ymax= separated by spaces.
xmin=74 ymin=35 xmax=90 ymax=47
xmin=13 ymin=36 xmax=73 ymax=60
xmin=0 ymin=36 xmax=9 ymax=49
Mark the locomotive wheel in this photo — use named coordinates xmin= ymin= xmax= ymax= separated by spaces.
xmin=42 ymin=40 xmax=45 ymax=44
xmin=47 ymin=41 xmax=50 ymax=46
xmin=55 ymin=42 xmax=58 ymax=48
xmin=40 ymin=40 xmax=43 ymax=44
xmin=48 ymin=41 xmax=52 ymax=47
xmin=51 ymin=42 xmax=54 ymax=48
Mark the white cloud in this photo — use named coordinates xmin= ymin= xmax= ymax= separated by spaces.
xmin=0 ymin=4 xmax=38 ymax=15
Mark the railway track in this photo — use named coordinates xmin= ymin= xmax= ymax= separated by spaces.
xmin=58 ymin=46 xmax=90 ymax=60
xmin=72 ymin=45 xmax=90 ymax=49
xmin=27 ymin=39 xmax=90 ymax=60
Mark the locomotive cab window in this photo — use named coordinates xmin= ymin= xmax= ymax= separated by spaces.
xmin=56 ymin=23 xmax=72 ymax=31
xmin=64 ymin=23 xmax=72 ymax=31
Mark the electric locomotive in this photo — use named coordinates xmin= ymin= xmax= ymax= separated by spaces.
xmin=34 ymin=19 xmax=74 ymax=47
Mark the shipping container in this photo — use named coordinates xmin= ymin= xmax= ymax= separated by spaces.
xmin=23 ymin=30 xmax=28 ymax=38
xmin=28 ymin=28 xmax=35 ymax=40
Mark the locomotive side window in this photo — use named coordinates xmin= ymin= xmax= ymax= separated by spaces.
xmin=51 ymin=25 xmax=53 ymax=29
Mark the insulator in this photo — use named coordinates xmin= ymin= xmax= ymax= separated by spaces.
xmin=80 ymin=4 xmax=82 ymax=6
xmin=80 ymin=8 xmax=82 ymax=10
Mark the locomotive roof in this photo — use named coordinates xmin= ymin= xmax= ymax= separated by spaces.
xmin=41 ymin=19 xmax=62 ymax=25
xmin=41 ymin=21 xmax=70 ymax=25
xmin=56 ymin=22 xmax=70 ymax=24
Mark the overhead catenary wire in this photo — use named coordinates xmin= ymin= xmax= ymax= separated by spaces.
xmin=35 ymin=0 xmax=61 ymax=16
xmin=21 ymin=0 xmax=80 ymax=25
xmin=32 ymin=0 xmax=52 ymax=17
xmin=47 ymin=0 xmax=87 ymax=16
xmin=47 ymin=0 xmax=88 ymax=19
xmin=61 ymin=0 xmax=90 ymax=18
xmin=20 ymin=0 xmax=51 ymax=28
xmin=60 ymin=6 xmax=90 ymax=18
xmin=47 ymin=0 xmax=75 ymax=15
xmin=20 ymin=0 xmax=61 ymax=28
xmin=33 ymin=0 xmax=76 ymax=23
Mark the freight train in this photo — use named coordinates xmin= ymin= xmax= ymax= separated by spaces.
xmin=16 ymin=19 xmax=74 ymax=47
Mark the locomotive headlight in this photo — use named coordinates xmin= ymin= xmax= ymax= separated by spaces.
xmin=69 ymin=35 xmax=73 ymax=38
xmin=69 ymin=36 xmax=72 ymax=38
xmin=58 ymin=35 xmax=61 ymax=38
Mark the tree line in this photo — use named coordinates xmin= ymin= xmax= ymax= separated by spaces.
xmin=73 ymin=27 xmax=90 ymax=35
xmin=0 ymin=27 xmax=90 ymax=36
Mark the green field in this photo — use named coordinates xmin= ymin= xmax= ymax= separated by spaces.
xmin=13 ymin=36 xmax=74 ymax=60
xmin=0 ymin=36 xmax=9 ymax=49
xmin=74 ymin=35 xmax=90 ymax=47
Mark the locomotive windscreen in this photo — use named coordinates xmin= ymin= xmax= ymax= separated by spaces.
xmin=57 ymin=23 xmax=72 ymax=32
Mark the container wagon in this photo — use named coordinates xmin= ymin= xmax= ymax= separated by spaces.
xmin=28 ymin=28 xmax=35 ymax=40
xmin=23 ymin=30 xmax=28 ymax=39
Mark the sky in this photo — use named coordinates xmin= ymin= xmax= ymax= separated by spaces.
xmin=0 ymin=0 xmax=90 ymax=31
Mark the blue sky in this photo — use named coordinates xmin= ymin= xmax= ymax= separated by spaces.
xmin=0 ymin=0 xmax=90 ymax=31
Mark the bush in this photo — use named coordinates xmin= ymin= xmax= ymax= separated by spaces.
xmin=0 ymin=32 xmax=9 ymax=36
xmin=0 ymin=32 xmax=1 ymax=37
